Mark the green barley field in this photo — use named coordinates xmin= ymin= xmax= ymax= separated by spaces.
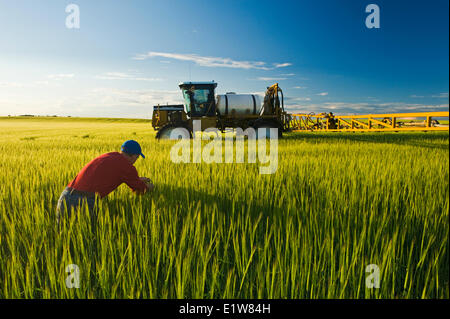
xmin=0 ymin=116 xmax=448 ymax=299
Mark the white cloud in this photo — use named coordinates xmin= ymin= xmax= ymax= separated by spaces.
xmin=0 ymin=74 xmax=75 ymax=89
xmin=133 ymin=51 xmax=291 ymax=70
xmin=316 ymin=92 xmax=328 ymax=96
xmin=411 ymin=93 xmax=448 ymax=98
xmin=273 ymin=63 xmax=292 ymax=68
xmin=88 ymin=88 xmax=183 ymax=106
xmin=0 ymin=82 xmax=24 ymax=88
xmin=47 ymin=74 xmax=75 ymax=80
xmin=34 ymin=80 xmax=62 ymax=87
xmin=96 ymin=72 xmax=132 ymax=80
xmin=293 ymin=86 xmax=307 ymax=89
xmin=432 ymin=92 xmax=449 ymax=98
xmin=0 ymin=81 xmax=60 ymax=88
xmin=0 ymin=87 xmax=186 ymax=118
xmin=95 ymin=72 xmax=163 ymax=81
xmin=256 ymin=77 xmax=287 ymax=81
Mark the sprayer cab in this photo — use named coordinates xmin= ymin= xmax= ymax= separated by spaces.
xmin=178 ymin=81 xmax=217 ymax=117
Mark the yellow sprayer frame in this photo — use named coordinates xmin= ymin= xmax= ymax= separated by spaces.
xmin=289 ymin=111 xmax=449 ymax=132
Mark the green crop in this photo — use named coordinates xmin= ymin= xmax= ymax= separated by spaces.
xmin=0 ymin=117 xmax=448 ymax=298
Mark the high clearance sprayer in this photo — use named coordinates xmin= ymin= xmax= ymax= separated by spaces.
xmin=151 ymin=81 xmax=449 ymax=139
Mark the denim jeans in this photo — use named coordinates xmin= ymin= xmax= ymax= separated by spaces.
xmin=56 ymin=187 xmax=97 ymax=224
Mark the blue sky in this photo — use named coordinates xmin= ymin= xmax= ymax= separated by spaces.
xmin=0 ymin=0 xmax=448 ymax=118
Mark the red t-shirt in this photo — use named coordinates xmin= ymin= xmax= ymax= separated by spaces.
xmin=68 ymin=152 xmax=148 ymax=198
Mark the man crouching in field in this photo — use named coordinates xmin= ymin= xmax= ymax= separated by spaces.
xmin=56 ymin=140 xmax=154 ymax=224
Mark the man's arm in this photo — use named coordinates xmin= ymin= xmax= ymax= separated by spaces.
xmin=122 ymin=166 xmax=150 ymax=195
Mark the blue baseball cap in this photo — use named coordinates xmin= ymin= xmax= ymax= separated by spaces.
xmin=121 ymin=140 xmax=145 ymax=158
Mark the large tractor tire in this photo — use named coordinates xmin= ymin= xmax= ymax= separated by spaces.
xmin=253 ymin=121 xmax=283 ymax=139
xmin=155 ymin=124 xmax=193 ymax=140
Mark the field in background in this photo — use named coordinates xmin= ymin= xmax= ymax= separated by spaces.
xmin=0 ymin=117 xmax=448 ymax=298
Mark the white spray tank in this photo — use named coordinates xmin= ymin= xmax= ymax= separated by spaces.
xmin=215 ymin=93 xmax=265 ymax=117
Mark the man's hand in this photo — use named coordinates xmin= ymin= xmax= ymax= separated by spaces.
xmin=140 ymin=177 xmax=154 ymax=192
xmin=140 ymin=177 xmax=151 ymax=183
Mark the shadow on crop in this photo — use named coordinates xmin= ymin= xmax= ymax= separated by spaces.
xmin=103 ymin=183 xmax=285 ymax=225
xmin=151 ymin=183 xmax=281 ymax=218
